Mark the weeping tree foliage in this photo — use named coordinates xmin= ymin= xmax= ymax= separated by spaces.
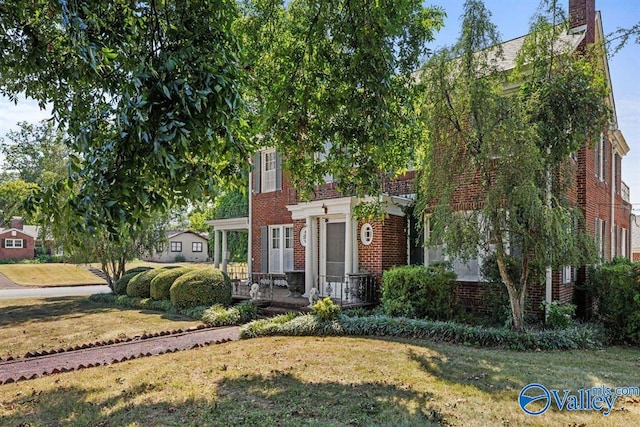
xmin=0 ymin=0 xmax=251 ymax=240
xmin=417 ymin=0 xmax=610 ymax=332
xmin=237 ymin=0 xmax=445 ymax=199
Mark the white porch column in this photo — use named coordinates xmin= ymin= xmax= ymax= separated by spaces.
xmin=221 ymin=230 xmax=228 ymax=273
xmin=305 ymin=216 xmax=314 ymax=295
xmin=213 ymin=230 xmax=220 ymax=269
xmin=344 ymin=213 xmax=353 ymax=276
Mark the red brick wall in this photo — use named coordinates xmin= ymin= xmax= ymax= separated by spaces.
xmin=0 ymin=231 xmax=35 ymax=260
xmin=251 ymin=174 xmax=295 ymax=273
xmin=357 ymin=215 xmax=407 ymax=276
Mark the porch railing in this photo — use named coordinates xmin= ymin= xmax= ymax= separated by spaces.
xmin=316 ymin=273 xmax=378 ymax=306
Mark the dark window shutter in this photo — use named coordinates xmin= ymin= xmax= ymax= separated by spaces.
xmin=260 ymin=226 xmax=269 ymax=273
xmin=275 ymin=151 xmax=282 ymax=191
xmin=23 ymin=239 xmax=27 ymax=248
xmin=253 ymin=152 xmax=261 ymax=194
xmin=1 ymin=239 xmax=4 ymax=248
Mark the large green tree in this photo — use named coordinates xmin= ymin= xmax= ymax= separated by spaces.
xmin=0 ymin=120 xmax=68 ymax=186
xmin=0 ymin=179 xmax=38 ymax=227
xmin=237 ymin=0 xmax=445 ymax=198
xmin=0 ymin=0 xmax=251 ymax=238
xmin=417 ymin=0 xmax=610 ymax=331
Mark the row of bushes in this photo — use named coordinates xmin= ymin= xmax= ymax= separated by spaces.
xmin=113 ymin=265 xmax=232 ymax=309
xmin=240 ymin=299 xmax=606 ymax=351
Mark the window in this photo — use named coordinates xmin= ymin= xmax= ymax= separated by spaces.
xmin=268 ymin=225 xmax=294 ymax=273
xmin=562 ymin=266 xmax=573 ymax=284
xmin=171 ymin=241 xmax=182 ymax=252
xmin=360 ymin=223 xmax=374 ymax=245
xmin=595 ymin=133 xmax=605 ymax=181
xmin=261 ymin=149 xmax=277 ymax=193
xmin=4 ymin=239 xmax=23 ymax=249
xmin=192 ymin=242 xmax=203 ymax=252
xmin=299 ymin=226 xmax=308 ymax=247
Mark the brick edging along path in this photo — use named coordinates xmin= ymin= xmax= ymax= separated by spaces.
xmin=0 ymin=325 xmax=240 ymax=385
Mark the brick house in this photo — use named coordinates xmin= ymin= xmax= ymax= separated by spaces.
xmin=216 ymin=0 xmax=632 ymax=313
xmin=0 ymin=217 xmax=38 ymax=260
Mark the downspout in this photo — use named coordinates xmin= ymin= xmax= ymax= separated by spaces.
xmin=545 ymin=147 xmax=552 ymax=320
xmin=248 ymin=168 xmax=253 ymax=277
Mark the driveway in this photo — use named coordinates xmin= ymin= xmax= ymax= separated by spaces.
xmin=0 ymin=273 xmax=111 ymax=299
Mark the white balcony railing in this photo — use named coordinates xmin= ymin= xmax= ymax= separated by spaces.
xmin=622 ymin=181 xmax=630 ymax=203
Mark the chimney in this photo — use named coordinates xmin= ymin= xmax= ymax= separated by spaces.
xmin=569 ymin=0 xmax=595 ymax=46
xmin=10 ymin=217 xmax=24 ymax=230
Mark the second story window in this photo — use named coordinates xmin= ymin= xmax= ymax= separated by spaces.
xmin=595 ymin=133 xmax=605 ymax=181
xmin=261 ymin=149 xmax=277 ymax=193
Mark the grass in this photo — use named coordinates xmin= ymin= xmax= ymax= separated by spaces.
xmin=0 ymin=336 xmax=639 ymax=426
xmin=0 ymin=297 xmax=201 ymax=358
xmin=0 ymin=264 xmax=106 ymax=287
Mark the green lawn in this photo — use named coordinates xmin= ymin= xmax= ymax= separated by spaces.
xmin=0 ymin=297 xmax=201 ymax=359
xmin=0 ymin=264 xmax=105 ymax=287
xmin=1 ymin=335 xmax=638 ymax=426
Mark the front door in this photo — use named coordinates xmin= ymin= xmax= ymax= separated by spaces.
xmin=325 ymin=222 xmax=345 ymax=281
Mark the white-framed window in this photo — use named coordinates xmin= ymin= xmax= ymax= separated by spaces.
xmin=4 ymin=239 xmax=23 ymax=249
xmin=261 ymin=149 xmax=277 ymax=193
xmin=595 ymin=133 xmax=605 ymax=181
xmin=360 ymin=223 xmax=374 ymax=245
xmin=269 ymin=225 xmax=294 ymax=273
xmin=562 ymin=266 xmax=573 ymax=284
xmin=171 ymin=241 xmax=182 ymax=252
xmin=314 ymin=141 xmax=334 ymax=183
xmin=299 ymin=226 xmax=308 ymax=247
xmin=192 ymin=242 xmax=203 ymax=252
xmin=621 ymin=228 xmax=627 ymax=258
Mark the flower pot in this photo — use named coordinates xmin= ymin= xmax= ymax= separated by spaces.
xmin=284 ymin=270 xmax=305 ymax=298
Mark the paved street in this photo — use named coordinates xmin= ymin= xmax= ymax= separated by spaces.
xmin=0 ymin=285 xmax=112 ymax=299
xmin=0 ymin=272 xmax=111 ymax=299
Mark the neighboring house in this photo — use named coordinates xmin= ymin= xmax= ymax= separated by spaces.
xmin=144 ymin=231 xmax=209 ymax=263
xmin=214 ymin=0 xmax=632 ymax=316
xmin=0 ymin=217 xmax=39 ymax=260
xmin=631 ymin=214 xmax=640 ymax=262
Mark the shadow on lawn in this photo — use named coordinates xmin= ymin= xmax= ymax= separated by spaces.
xmin=1 ymin=372 xmax=447 ymax=427
xmin=0 ymin=297 xmax=191 ymax=329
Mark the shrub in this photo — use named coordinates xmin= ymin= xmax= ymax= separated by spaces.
xmin=125 ymin=266 xmax=153 ymax=275
xmin=126 ymin=268 xmax=169 ymax=298
xmin=150 ymin=267 xmax=195 ymax=300
xmin=311 ymin=297 xmax=341 ymax=321
xmin=201 ymin=302 xmax=257 ymax=326
xmin=174 ymin=254 xmax=187 ymax=262
xmin=541 ymin=301 xmax=576 ymax=330
xmin=239 ymin=313 xmax=606 ymax=350
xmin=381 ymin=264 xmax=457 ymax=320
xmin=114 ymin=272 xmax=139 ymax=295
xmin=170 ymin=268 xmax=232 ymax=309
xmin=586 ymin=258 xmax=640 ymax=343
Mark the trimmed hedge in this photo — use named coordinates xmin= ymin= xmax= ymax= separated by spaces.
xmin=170 ymin=268 xmax=232 ymax=309
xmin=381 ymin=264 xmax=457 ymax=320
xmin=114 ymin=272 xmax=139 ymax=296
xmin=125 ymin=266 xmax=153 ymax=275
xmin=150 ymin=267 xmax=195 ymax=300
xmin=127 ymin=268 xmax=170 ymax=298
xmin=239 ymin=313 xmax=606 ymax=351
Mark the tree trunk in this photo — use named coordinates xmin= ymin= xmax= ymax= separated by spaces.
xmin=495 ymin=248 xmax=527 ymax=332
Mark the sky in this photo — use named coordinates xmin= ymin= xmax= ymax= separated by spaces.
xmin=0 ymin=0 xmax=638 ymax=208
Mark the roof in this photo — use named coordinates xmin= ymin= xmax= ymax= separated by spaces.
xmin=493 ymin=29 xmax=586 ymax=72
xmin=166 ymin=230 xmax=209 ymax=241
xmin=0 ymin=225 xmax=40 ymax=239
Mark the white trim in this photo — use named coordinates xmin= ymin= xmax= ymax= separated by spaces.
xmin=287 ymin=195 xmax=410 ymax=221
xmin=206 ymin=217 xmax=249 ymax=231
xmin=300 ymin=226 xmax=308 ymax=247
